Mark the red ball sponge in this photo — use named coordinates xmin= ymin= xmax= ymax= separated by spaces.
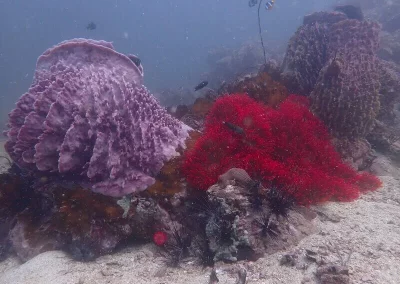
xmin=182 ymin=94 xmax=381 ymax=205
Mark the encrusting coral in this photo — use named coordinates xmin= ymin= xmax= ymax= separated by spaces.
xmin=0 ymin=167 xmax=34 ymax=261
xmin=0 ymin=168 xmax=173 ymax=262
xmin=182 ymin=94 xmax=381 ymax=205
xmin=3 ymin=38 xmax=190 ymax=197
xmin=147 ymin=131 xmax=202 ymax=197
xmin=204 ymin=172 xmax=316 ymax=262
xmin=160 ymin=167 xmax=316 ymax=264
xmin=219 ymin=71 xmax=289 ymax=108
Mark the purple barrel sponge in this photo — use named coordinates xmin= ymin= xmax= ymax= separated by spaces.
xmin=4 ymin=38 xmax=191 ymax=197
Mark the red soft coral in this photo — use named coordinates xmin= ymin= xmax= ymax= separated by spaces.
xmin=182 ymin=94 xmax=381 ymax=205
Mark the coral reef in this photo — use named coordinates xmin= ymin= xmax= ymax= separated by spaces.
xmin=150 ymin=167 xmax=316 ymax=266
xmin=0 ymin=168 xmax=171 ymax=262
xmin=176 ymin=97 xmax=214 ymax=132
xmin=0 ymin=168 xmax=34 ymax=261
xmin=218 ymin=72 xmax=288 ymax=108
xmin=203 ymin=177 xmax=316 ymax=262
xmin=3 ymin=38 xmax=190 ymax=197
xmin=182 ymin=94 xmax=381 ymax=205
xmin=147 ymin=131 xmax=202 ymax=197
xmin=366 ymin=120 xmax=400 ymax=163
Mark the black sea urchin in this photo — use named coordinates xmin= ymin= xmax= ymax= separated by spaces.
xmin=162 ymin=225 xmax=192 ymax=267
xmin=265 ymin=186 xmax=296 ymax=218
xmin=253 ymin=212 xmax=280 ymax=238
xmin=246 ymin=179 xmax=264 ymax=210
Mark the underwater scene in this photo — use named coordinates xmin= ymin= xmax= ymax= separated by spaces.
xmin=1 ymin=0 xmax=400 ymax=283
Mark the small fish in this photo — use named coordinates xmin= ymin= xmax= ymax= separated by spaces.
xmin=86 ymin=21 xmax=96 ymax=30
xmin=248 ymin=0 xmax=258 ymax=7
xmin=265 ymin=0 xmax=275 ymax=10
xmin=223 ymin=121 xmax=245 ymax=136
xmin=194 ymin=81 xmax=208 ymax=91
xmin=127 ymin=54 xmax=141 ymax=67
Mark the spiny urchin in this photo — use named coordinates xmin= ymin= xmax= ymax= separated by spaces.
xmin=265 ymin=186 xmax=296 ymax=218
xmin=245 ymin=179 xmax=264 ymax=210
xmin=252 ymin=212 xmax=280 ymax=238
xmin=161 ymin=225 xmax=192 ymax=267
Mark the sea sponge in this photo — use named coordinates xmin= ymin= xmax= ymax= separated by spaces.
xmin=280 ymin=12 xmax=347 ymax=95
xmin=147 ymin=131 xmax=202 ymax=197
xmin=182 ymin=94 xmax=381 ymax=205
xmin=4 ymin=38 xmax=190 ymax=197
xmin=310 ymin=20 xmax=381 ymax=139
xmin=280 ymin=11 xmax=383 ymax=140
xmin=376 ymin=60 xmax=400 ymax=123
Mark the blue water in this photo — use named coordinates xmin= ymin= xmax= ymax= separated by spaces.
xmin=0 ymin=0 xmax=337 ymax=129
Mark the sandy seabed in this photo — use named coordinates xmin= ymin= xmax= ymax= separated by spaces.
xmin=0 ymin=143 xmax=400 ymax=284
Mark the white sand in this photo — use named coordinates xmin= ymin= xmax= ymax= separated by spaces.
xmin=1 ymin=145 xmax=400 ymax=283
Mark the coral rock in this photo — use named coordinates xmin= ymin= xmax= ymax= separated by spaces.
xmin=203 ymin=169 xmax=316 ymax=262
xmin=4 ymin=38 xmax=190 ymax=197
xmin=7 ymin=182 xmax=170 ymax=261
xmin=147 ymin=130 xmax=202 ymax=197
xmin=219 ymin=72 xmax=288 ymax=108
xmin=0 ymin=170 xmax=34 ymax=261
